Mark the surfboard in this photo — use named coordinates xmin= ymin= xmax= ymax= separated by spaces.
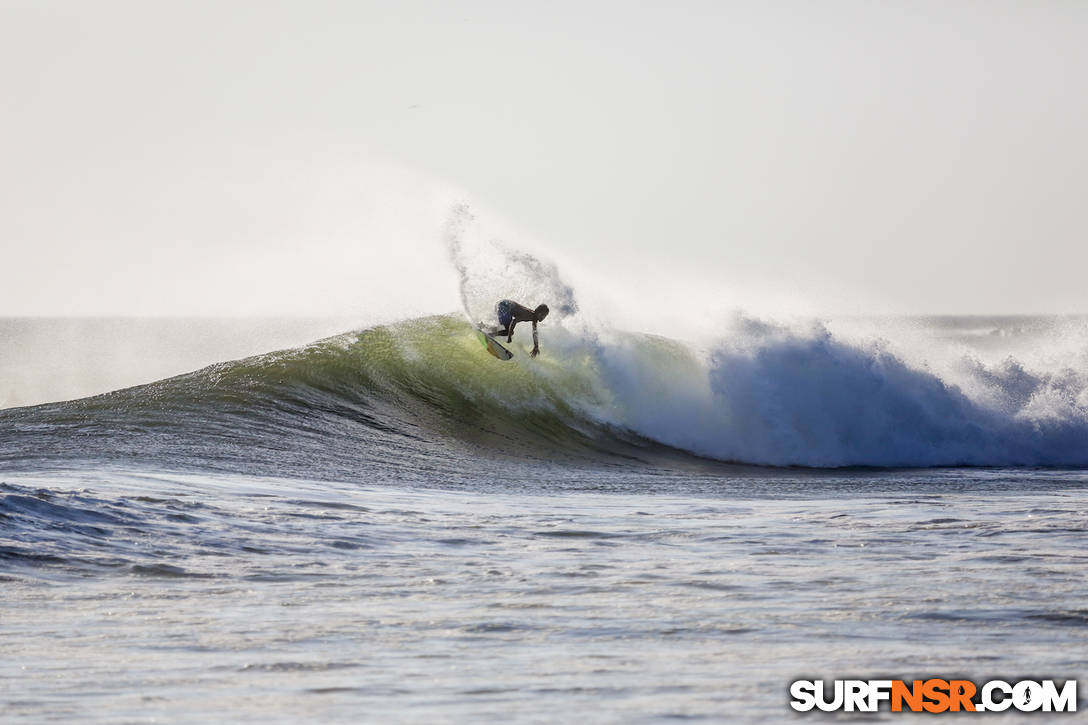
xmin=475 ymin=327 xmax=514 ymax=361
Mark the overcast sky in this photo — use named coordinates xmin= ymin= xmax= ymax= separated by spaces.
xmin=2 ymin=0 xmax=1085 ymax=318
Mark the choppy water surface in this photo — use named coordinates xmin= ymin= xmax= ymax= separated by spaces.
xmin=4 ymin=468 xmax=1088 ymax=723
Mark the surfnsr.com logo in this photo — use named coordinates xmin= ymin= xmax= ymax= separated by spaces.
xmin=789 ymin=679 xmax=1078 ymax=713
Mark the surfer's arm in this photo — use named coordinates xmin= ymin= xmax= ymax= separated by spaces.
xmin=531 ymin=321 xmax=539 ymax=357
xmin=506 ymin=320 xmax=517 ymax=343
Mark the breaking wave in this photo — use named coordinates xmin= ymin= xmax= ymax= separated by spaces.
xmin=2 ymin=312 xmax=1087 ymax=473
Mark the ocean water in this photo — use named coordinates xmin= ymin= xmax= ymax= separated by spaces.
xmin=3 ymin=311 xmax=1088 ymax=722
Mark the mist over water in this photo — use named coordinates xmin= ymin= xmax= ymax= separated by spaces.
xmin=0 ymin=317 xmax=359 ymax=410
xmin=438 ymin=207 xmax=1088 ymax=467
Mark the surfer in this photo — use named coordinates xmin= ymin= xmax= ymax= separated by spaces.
xmin=489 ymin=300 xmax=549 ymax=357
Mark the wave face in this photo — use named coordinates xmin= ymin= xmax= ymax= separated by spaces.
xmin=0 ymin=317 xmax=706 ymax=481
xmin=2 ymin=313 xmax=1088 ymax=473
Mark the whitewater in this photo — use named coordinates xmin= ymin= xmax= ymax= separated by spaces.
xmin=3 ymin=222 xmax=1088 ymax=721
